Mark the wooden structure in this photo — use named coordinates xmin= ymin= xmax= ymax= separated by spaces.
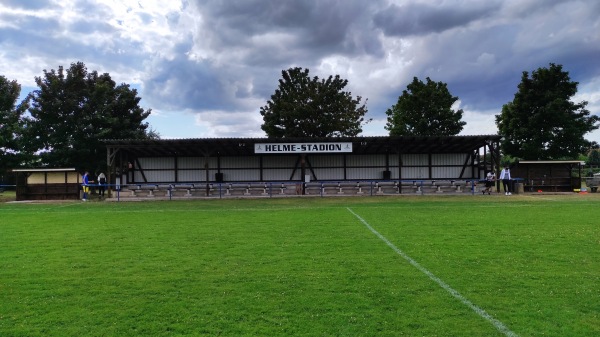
xmin=103 ymin=136 xmax=502 ymax=198
xmin=511 ymin=160 xmax=584 ymax=192
xmin=13 ymin=168 xmax=81 ymax=201
xmin=104 ymin=136 xmax=501 ymax=183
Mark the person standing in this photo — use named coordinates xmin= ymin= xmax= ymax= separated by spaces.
xmin=484 ymin=170 xmax=495 ymax=195
xmin=82 ymin=171 xmax=91 ymax=201
xmin=500 ymin=166 xmax=512 ymax=195
xmin=97 ymin=172 xmax=107 ymax=198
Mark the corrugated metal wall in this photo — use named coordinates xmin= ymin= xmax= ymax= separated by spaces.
xmin=125 ymin=152 xmax=477 ymax=183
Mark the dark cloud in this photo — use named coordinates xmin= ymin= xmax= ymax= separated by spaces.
xmin=143 ymin=47 xmax=239 ymax=112
xmin=373 ymin=1 xmax=501 ymax=37
xmin=191 ymin=0 xmax=384 ymax=62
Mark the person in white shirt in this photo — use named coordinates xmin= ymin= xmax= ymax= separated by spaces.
xmin=97 ymin=172 xmax=107 ymax=197
xmin=483 ymin=171 xmax=495 ymax=195
xmin=499 ymin=166 xmax=511 ymax=195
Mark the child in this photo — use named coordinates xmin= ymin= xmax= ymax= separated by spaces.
xmin=484 ymin=171 xmax=495 ymax=195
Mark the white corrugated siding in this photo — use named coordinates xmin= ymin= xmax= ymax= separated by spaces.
xmin=128 ymin=153 xmax=475 ymax=183
xmin=178 ymin=170 xmax=205 ymax=182
xmin=309 ymin=155 xmax=344 ymax=167
xmin=138 ymin=157 xmax=173 ymax=169
xmin=261 ymin=169 xmax=296 ymax=181
xmin=220 ymin=169 xmax=261 ymax=182
xmin=432 ymin=153 xmax=468 ymax=165
xmin=177 ymin=157 xmax=203 ymax=169
xmin=134 ymin=170 xmax=175 ymax=182
xmin=401 ymin=167 xmax=428 ymax=179
xmin=401 ymin=154 xmax=428 ymax=166
xmin=431 ymin=167 xmax=464 ymax=179
xmin=221 ymin=156 xmax=259 ymax=167
xmin=346 ymin=154 xmax=386 ymax=166
xmin=312 ymin=168 xmax=345 ymax=180
xmin=262 ymin=156 xmax=297 ymax=168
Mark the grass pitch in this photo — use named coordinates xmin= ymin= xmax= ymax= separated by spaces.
xmin=1 ymin=195 xmax=599 ymax=336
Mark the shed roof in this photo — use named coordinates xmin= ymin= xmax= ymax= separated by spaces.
xmin=12 ymin=168 xmax=77 ymax=173
xmin=518 ymin=160 xmax=585 ymax=165
xmin=103 ymin=135 xmax=501 ymax=157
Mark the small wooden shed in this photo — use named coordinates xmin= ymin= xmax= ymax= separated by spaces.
xmin=511 ymin=160 xmax=584 ymax=192
xmin=14 ymin=168 xmax=81 ymax=201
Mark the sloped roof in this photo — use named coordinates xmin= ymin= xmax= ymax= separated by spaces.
xmin=103 ymin=135 xmax=501 ymax=157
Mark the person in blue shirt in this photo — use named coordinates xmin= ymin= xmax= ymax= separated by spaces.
xmin=82 ymin=171 xmax=92 ymax=201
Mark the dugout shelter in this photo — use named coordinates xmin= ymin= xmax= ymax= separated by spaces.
xmin=510 ymin=160 xmax=584 ymax=192
xmin=13 ymin=168 xmax=81 ymax=201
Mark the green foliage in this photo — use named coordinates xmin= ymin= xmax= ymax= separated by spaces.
xmin=260 ymin=67 xmax=369 ymax=137
xmin=1 ymin=197 xmax=598 ymax=336
xmin=495 ymin=63 xmax=599 ymax=160
xmin=587 ymin=149 xmax=600 ymax=166
xmin=24 ymin=62 xmax=154 ymax=172
xmin=0 ymin=76 xmax=28 ymax=172
xmin=385 ymin=77 xmax=466 ymax=136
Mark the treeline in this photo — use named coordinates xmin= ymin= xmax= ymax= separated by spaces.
xmin=1 ymin=61 xmax=598 ymax=181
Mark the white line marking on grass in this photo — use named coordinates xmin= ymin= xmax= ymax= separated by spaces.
xmin=346 ymin=207 xmax=519 ymax=337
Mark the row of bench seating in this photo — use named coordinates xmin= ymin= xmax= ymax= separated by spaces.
xmin=112 ymin=180 xmax=483 ymax=199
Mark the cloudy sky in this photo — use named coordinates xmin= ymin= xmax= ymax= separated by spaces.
xmin=1 ymin=0 xmax=599 ymax=141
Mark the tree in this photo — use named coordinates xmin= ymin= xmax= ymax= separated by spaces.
xmin=260 ymin=67 xmax=368 ymax=137
xmin=588 ymin=149 xmax=600 ymax=166
xmin=24 ymin=62 xmax=155 ymax=172
xmin=496 ymin=63 xmax=599 ymax=160
xmin=385 ymin=77 xmax=465 ymax=136
xmin=0 ymin=76 xmax=28 ymax=173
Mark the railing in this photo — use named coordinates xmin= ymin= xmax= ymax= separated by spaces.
xmin=93 ymin=179 xmax=487 ymax=201
xmin=0 ymin=184 xmax=16 ymax=193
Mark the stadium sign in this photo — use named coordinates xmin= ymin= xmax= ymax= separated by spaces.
xmin=255 ymin=142 xmax=353 ymax=154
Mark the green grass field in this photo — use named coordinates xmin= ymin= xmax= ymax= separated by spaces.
xmin=1 ymin=195 xmax=599 ymax=336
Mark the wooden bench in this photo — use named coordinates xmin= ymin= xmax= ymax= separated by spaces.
xmin=526 ymin=179 xmax=572 ymax=192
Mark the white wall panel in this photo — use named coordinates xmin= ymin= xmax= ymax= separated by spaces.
xmin=347 ymin=168 xmax=380 ymax=180
xmin=220 ymin=156 xmax=259 ymax=168
xmin=177 ymin=157 xmax=203 ymax=169
xmin=309 ymin=155 xmax=344 ymax=167
xmin=177 ymin=170 xmax=205 ymax=182
xmin=313 ymin=168 xmax=345 ymax=180
xmin=262 ymin=169 xmax=296 ymax=181
xmin=220 ymin=169 xmax=261 ymax=182
xmin=134 ymin=170 xmax=175 ymax=182
xmin=401 ymin=167 xmax=428 ymax=179
xmin=431 ymin=167 xmax=464 ymax=179
xmin=262 ymin=156 xmax=297 ymax=168
xmin=127 ymin=150 xmax=477 ymax=183
xmin=138 ymin=157 xmax=174 ymax=170
xmin=431 ymin=153 xmax=467 ymax=166
xmin=401 ymin=154 xmax=428 ymax=166
xmin=346 ymin=155 xmax=386 ymax=166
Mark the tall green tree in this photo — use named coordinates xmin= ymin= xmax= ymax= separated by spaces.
xmin=0 ymin=76 xmax=28 ymax=173
xmin=24 ymin=62 xmax=155 ymax=171
xmin=587 ymin=149 xmax=600 ymax=166
xmin=496 ymin=63 xmax=598 ymax=160
xmin=260 ymin=67 xmax=369 ymax=137
xmin=385 ymin=77 xmax=465 ymax=136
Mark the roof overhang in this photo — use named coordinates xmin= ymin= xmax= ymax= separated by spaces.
xmin=518 ymin=160 xmax=585 ymax=165
xmin=12 ymin=168 xmax=77 ymax=172
xmin=103 ymin=135 xmax=501 ymax=158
